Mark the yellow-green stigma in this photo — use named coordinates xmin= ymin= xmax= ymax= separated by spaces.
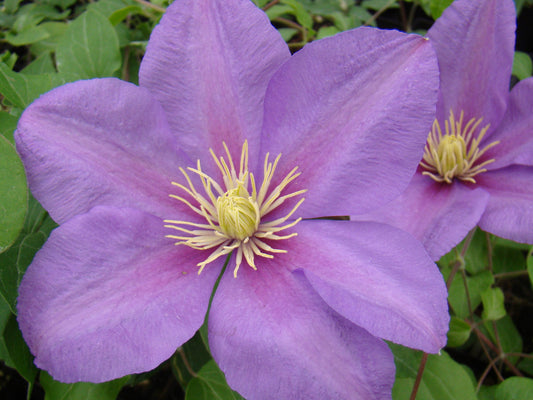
xmin=420 ymin=110 xmax=500 ymax=184
xmin=164 ymin=141 xmax=306 ymax=278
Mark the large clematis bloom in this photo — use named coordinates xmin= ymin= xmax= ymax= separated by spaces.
xmin=15 ymin=0 xmax=448 ymax=398
xmin=355 ymin=0 xmax=533 ymax=260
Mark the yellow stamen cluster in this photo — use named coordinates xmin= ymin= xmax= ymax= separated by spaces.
xmin=420 ymin=110 xmax=500 ymax=184
xmin=164 ymin=141 xmax=306 ymax=278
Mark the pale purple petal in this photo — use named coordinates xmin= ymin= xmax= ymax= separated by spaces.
xmin=288 ymin=220 xmax=449 ymax=353
xmin=427 ymin=0 xmax=515 ymax=127
xmin=477 ymin=166 xmax=533 ymax=244
xmin=260 ymin=28 xmax=439 ymax=217
xmin=484 ymin=78 xmax=533 ymax=169
xmin=354 ymin=172 xmax=490 ymax=260
xmin=139 ymin=0 xmax=290 ymax=170
xmin=17 ymin=207 xmax=220 ymax=383
xmin=209 ymin=265 xmax=394 ymax=400
xmin=15 ymin=78 xmax=189 ymax=224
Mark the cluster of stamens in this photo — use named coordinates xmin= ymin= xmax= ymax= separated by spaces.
xmin=420 ymin=110 xmax=500 ymax=184
xmin=164 ymin=141 xmax=306 ymax=277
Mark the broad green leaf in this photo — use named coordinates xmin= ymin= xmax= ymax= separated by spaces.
xmin=3 ymin=313 xmax=37 ymax=383
xmin=527 ymin=248 xmax=533 ymax=287
xmin=5 ymin=0 xmax=22 ymax=14
xmin=464 ymin=228 xmax=489 ymax=275
xmin=481 ymin=287 xmax=506 ymax=321
xmin=0 ymin=135 xmax=28 ymax=253
xmin=316 ymin=26 xmax=341 ymax=39
xmin=40 ymin=371 xmax=129 ymax=400
xmin=266 ymin=4 xmax=294 ymax=20
xmin=0 ymin=63 xmax=76 ymax=109
xmin=0 ymin=296 xmax=14 ymax=365
xmin=109 ymin=5 xmax=144 ymax=26
xmin=482 ymin=315 xmax=523 ymax=363
xmin=88 ymin=0 xmax=138 ymax=19
xmin=278 ymin=28 xmax=299 ymax=42
xmin=13 ymin=4 xmax=69 ymax=33
xmin=30 ymin=22 xmax=68 ymax=57
xmin=5 ymin=25 xmax=50 ymax=46
xmin=281 ymin=0 xmax=314 ymax=30
xmin=0 ymin=112 xmax=19 ymax=143
xmin=493 ymin=377 xmax=533 ymax=400
xmin=185 ymin=360 xmax=245 ymax=400
xmin=390 ymin=345 xmax=477 ymax=400
xmin=492 ymin=245 xmax=526 ymax=274
xmin=21 ymin=52 xmax=56 ymax=75
xmin=171 ymin=331 xmax=212 ymax=388
xmin=447 ymin=316 xmax=472 ymax=347
xmin=513 ymin=51 xmax=533 ymax=80
xmin=55 ymin=10 xmax=121 ymax=79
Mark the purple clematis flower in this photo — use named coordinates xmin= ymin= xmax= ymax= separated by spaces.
xmin=354 ymin=0 xmax=533 ymax=260
xmin=15 ymin=0 xmax=449 ymax=398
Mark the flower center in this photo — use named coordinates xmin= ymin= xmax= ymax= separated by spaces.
xmin=164 ymin=141 xmax=306 ymax=277
xmin=420 ymin=110 xmax=499 ymax=184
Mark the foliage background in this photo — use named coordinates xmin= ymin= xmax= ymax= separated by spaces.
xmin=1 ymin=0 xmax=533 ymax=399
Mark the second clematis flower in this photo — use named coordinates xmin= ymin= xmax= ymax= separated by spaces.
xmin=355 ymin=0 xmax=533 ymax=260
xmin=15 ymin=0 xmax=449 ymax=398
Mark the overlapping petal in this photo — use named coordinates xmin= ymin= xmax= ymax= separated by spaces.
xmin=354 ymin=172 xmax=490 ymax=260
xmin=139 ymin=0 xmax=290 ymax=170
xmin=17 ymin=207 xmax=221 ymax=383
xmin=427 ymin=0 xmax=515 ymax=127
xmin=15 ymin=78 xmax=189 ymax=224
xmin=484 ymin=78 xmax=533 ymax=169
xmin=477 ymin=166 xmax=533 ymax=244
xmin=287 ymin=220 xmax=449 ymax=352
xmin=260 ymin=28 xmax=438 ymax=217
xmin=208 ymin=264 xmax=394 ymax=400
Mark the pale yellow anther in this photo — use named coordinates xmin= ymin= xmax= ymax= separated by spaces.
xmin=420 ymin=110 xmax=499 ymax=184
xmin=164 ymin=140 xmax=306 ymax=277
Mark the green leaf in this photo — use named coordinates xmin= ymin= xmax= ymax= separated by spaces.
xmin=513 ymin=51 xmax=533 ymax=80
xmin=446 ymin=269 xmax=494 ymax=318
xmin=0 ymin=296 xmax=14 ymax=365
xmin=481 ymin=287 xmax=506 ymax=321
xmin=55 ymin=10 xmax=121 ymax=79
xmin=447 ymin=316 xmax=472 ymax=347
xmin=527 ymin=248 xmax=533 ymax=287
xmin=109 ymin=5 xmax=144 ymax=26
xmin=390 ymin=344 xmax=477 ymax=400
xmin=30 ymin=22 xmax=69 ymax=57
xmin=0 ymin=111 xmax=19 ymax=143
xmin=4 ymin=0 xmax=23 ymax=14
xmin=316 ymin=26 xmax=341 ymax=39
xmin=463 ymin=228 xmax=489 ymax=275
xmin=0 ymin=63 xmax=76 ymax=109
xmin=4 ymin=25 xmax=50 ymax=46
xmin=21 ymin=52 xmax=56 ymax=75
xmin=482 ymin=315 xmax=523 ymax=363
xmin=171 ymin=330 xmax=212 ymax=388
xmin=429 ymin=0 xmax=454 ymax=19
xmin=3 ymin=313 xmax=38 ymax=383
xmin=493 ymin=377 xmax=533 ymax=400
xmin=40 ymin=371 xmax=129 ymax=400
xmin=185 ymin=360 xmax=245 ymax=400
xmin=0 ymin=135 xmax=28 ymax=253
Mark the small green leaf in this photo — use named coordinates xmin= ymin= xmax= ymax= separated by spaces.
xmin=429 ymin=0 xmax=454 ymax=19
xmin=447 ymin=316 xmax=472 ymax=347
xmin=40 ymin=371 xmax=129 ymax=400
xmin=0 ymin=135 xmax=28 ymax=253
xmin=513 ymin=51 xmax=533 ymax=80
xmin=316 ymin=26 xmax=340 ymax=40
xmin=185 ymin=360 xmax=245 ymax=400
xmin=281 ymin=0 xmax=314 ymax=30
xmin=4 ymin=25 xmax=50 ymax=46
xmin=0 ymin=112 xmax=19 ymax=143
xmin=109 ymin=5 xmax=144 ymax=26
xmin=55 ymin=10 xmax=121 ymax=79
xmin=3 ymin=313 xmax=37 ymax=383
xmin=481 ymin=287 xmax=506 ymax=321
xmin=446 ymin=269 xmax=494 ymax=318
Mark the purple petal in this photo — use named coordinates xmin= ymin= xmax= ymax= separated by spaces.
xmin=353 ymin=172 xmax=490 ymax=260
xmin=15 ymin=78 xmax=189 ymax=224
xmin=260 ymin=28 xmax=439 ymax=217
xmin=208 ymin=264 xmax=394 ymax=400
xmin=427 ymin=0 xmax=515 ymax=127
xmin=17 ymin=207 xmax=220 ymax=383
xmin=477 ymin=166 xmax=533 ymax=244
xmin=290 ymin=220 xmax=449 ymax=353
xmin=484 ymin=78 xmax=533 ymax=169
xmin=139 ymin=0 xmax=290 ymax=170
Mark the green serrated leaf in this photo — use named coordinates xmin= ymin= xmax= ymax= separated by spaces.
xmin=55 ymin=10 xmax=121 ymax=79
xmin=481 ymin=287 xmax=506 ymax=321
xmin=447 ymin=316 xmax=472 ymax=347
xmin=3 ymin=313 xmax=37 ymax=383
xmin=40 ymin=371 xmax=129 ymax=400
xmin=0 ymin=135 xmax=28 ymax=253
xmin=513 ymin=51 xmax=533 ymax=80
xmin=185 ymin=360 xmax=245 ymax=400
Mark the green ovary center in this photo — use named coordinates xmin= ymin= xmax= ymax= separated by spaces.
xmin=217 ymin=185 xmax=259 ymax=241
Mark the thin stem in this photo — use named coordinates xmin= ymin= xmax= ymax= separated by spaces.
xmin=476 ymin=356 xmax=502 ymax=392
xmin=177 ymin=347 xmax=198 ymax=378
xmin=364 ymin=0 xmax=396 ymax=26
xmin=133 ymin=0 xmax=166 ymax=13
xmin=494 ymin=270 xmax=528 ymax=279
xmin=262 ymin=0 xmax=280 ymax=10
xmin=410 ymin=353 xmax=428 ymax=400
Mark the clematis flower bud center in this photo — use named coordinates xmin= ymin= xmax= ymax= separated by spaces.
xmin=420 ymin=110 xmax=500 ymax=184
xmin=217 ymin=185 xmax=259 ymax=240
